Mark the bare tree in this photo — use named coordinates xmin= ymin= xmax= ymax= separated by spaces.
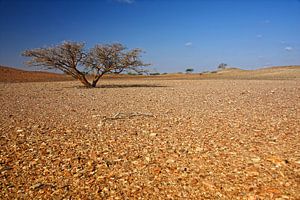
xmin=22 ymin=41 xmax=149 ymax=87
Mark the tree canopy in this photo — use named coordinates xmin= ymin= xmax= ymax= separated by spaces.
xmin=185 ymin=68 xmax=194 ymax=73
xmin=22 ymin=41 xmax=149 ymax=87
xmin=218 ymin=63 xmax=227 ymax=70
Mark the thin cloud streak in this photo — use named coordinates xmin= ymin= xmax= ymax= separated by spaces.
xmin=285 ymin=46 xmax=293 ymax=51
xmin=185 ymin=42 xmax=193 ymax=47
xmin=115 ymin=0 xmax=134 ymax=4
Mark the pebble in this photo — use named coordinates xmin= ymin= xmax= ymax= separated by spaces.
xmin=251 ymin=157 xmax=261 ymax=163
xmin=149 ymin=133 xmax=157 ymax=137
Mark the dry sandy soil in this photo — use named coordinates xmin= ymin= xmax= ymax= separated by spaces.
xmin=0 ymin=66 xmax=300 ymax=199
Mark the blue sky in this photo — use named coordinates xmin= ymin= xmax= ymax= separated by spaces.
xmin=0 ymin=0 xmax=299 ymax=72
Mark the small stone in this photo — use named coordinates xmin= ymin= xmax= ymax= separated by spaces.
xmin=132 ymin=160 xmax=139 ymax=165
xmin=284 ymin=182 xmax=291 ymax=187
xmin=149 ymin=133 xmax=157 ymax=137
xmin=30 ymin=183 xmax=44 ymax=190
xmin=166 ymin=159 xmax=175 ymax=164
xmin=32 ymin=125 xmax=40 ymax=130
xmin=102 ymin=187 xmax=109 ymax=193
xmin=66 ymin=129 xmax=72 ymax=134
xmin=97 ymin=123 xmax=103 ymax=127
xmin=248 ymin=171 xmax=259 ymax=176
xmin=195 ymin=147 xmax=203 ymax=152
xmin=295 ymin=160 xmax=300 ymax=165
xmin=247 ymin=195 xmax=258 ymax=200
xmin=145 ymin=157 xmax=151 ymax=162
xmin=16 ymin=129 xmax=23 ymax=133
xmin=251 ymin=157 xmax=261 ymax=163
xmin=278 ymin=195 xmax=290 ymax=199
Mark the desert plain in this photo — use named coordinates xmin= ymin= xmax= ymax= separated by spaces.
xmin=0 ymin=66 xmax=300 ymax=199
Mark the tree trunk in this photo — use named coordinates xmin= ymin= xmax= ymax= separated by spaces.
xmin=91 ymin=81 xmax=97 ymax=87
xmin=91 ymin=73 xmax=104 ymax=87
xmin=79 ymin=75 xmax=93 ymax=87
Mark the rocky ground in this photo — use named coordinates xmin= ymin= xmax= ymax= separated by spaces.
xmin=1 ymin=79 xmax=299 ymax=199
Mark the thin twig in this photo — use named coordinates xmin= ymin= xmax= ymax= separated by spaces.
xmin=103 ymin=112 xmax=154 ymax=121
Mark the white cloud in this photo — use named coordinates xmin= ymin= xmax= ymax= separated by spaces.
xmin=185 ymin=42 xmax=192 ymax=47
xmin=115 ymin=0 xmax=134 ymax=4
xmin=262 ymin=19 xmax=271 ymax=24
xmin=280 ymin=41 xmax=286 ymax=44
xmin=285 ymin=46 xmax=293 ymax=51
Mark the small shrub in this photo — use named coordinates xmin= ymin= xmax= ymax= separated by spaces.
xmin=149 ymin=72 xmax=160 ymax=75
xmin=127 ymin=72 xmax=138 ymax=75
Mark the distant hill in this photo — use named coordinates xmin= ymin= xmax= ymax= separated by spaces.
xmin=202 ymin=65 xmax=300 ymax=80
xmin=0 ymin=65 xmax=299 ymax=83
xmin=155 ymin=65 xmax=300 ymax=80
xmin=0 ymin=66 xmax=72 ymax=83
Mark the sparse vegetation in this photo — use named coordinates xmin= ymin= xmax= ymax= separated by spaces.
xmin=218 ymin=63 xmax=227 ymax=70
xmin=185 ymin=68 xmax=194 ymax=73
xmin=149 ymin=72 xmax=160 ymax=75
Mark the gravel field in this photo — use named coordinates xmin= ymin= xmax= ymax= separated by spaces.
xmin=1 ymin=79 xmax=300 ymax=199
